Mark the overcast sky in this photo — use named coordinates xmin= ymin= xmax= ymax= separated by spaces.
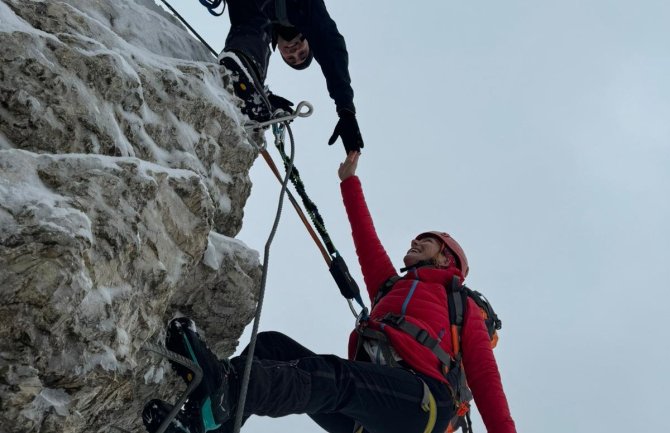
xmin=159 ymin=1 xmax=669 ymax=432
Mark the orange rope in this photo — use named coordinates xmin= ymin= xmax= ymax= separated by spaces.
xmin=260 ymin=150 xmax=332 ymax=265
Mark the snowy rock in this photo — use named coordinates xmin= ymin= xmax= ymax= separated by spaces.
xmin=0 ymin=1 xmax=262 ymax=432
xmin=172 ymin=232 xmax=261 ymax=356
xmin=0 ymin=0 xmax=256 ymax=234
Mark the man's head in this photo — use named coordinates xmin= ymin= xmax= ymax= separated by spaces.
xmin=403 ymin=231 xmax=469 ymax=276
xmin=277 ymin=30 xmax=313 ymax=70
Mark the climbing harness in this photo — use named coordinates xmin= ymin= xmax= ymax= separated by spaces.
xmin=351 ymin=326 xmax=437 ymax=433
xmin=364 ymin=273 xmax=503 ymax=433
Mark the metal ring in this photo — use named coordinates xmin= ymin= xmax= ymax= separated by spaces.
xmin=245 ymin=101 xmax=314 ymax=130
xmin=294 ymin=101 xmax=314 ymax=118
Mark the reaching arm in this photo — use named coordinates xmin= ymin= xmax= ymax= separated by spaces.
xmin=288 ymin=0 xmax=363 ymax=152
xmin=288 ymin=0 xmax=354 ymax=113
xmin=339 ymin=153 xmax=397 ymax=300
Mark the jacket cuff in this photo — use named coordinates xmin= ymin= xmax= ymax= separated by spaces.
xmin=340 ymin=175 xmax=360 ymax=189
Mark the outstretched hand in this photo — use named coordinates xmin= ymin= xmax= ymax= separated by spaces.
xmin=328 ymin=110 xmax=364 ymax=153
xmin=338 ymin=151 xmax=360 ymax=181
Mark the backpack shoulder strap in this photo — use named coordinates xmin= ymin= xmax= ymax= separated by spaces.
xmin=372 ymin=275 xmax=401 ymax=307
xmin=447 ymin=276 xmax=467 ymax=326
xmin=446 ymin=276 xmax=468 ymax=357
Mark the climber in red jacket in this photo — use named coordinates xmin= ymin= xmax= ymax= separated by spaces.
xmin=339 ymin=151 xmax=516 ymax=433
xmin=142 ymin=152 xmax=516 ymax=433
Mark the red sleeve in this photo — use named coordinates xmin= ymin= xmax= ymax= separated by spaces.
xmin=340 ymin=176 xmax=397 ymax=301
xmin=461 ymin=299 xmax=516 ymax=433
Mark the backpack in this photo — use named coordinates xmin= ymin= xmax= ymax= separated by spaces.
xmin=443 ymin=277 xmax=501 ymax=433
xmin=372 ymin=275 xmax=502 ymax=433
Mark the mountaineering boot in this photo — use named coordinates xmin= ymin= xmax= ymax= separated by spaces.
xmin=142 ymin=399 xmax=201 ymax=433
xmin=165 ymin=317 xmax=234 ymax=432
xmin=218 ymin=51 xmax=272 ymax=122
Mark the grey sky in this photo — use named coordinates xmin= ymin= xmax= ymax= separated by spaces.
xmin=160 ymin=1 xmax=670 ymax=431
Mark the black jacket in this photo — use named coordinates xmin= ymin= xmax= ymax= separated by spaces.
xmin=266 ymin=0 xmax=355 ymax=113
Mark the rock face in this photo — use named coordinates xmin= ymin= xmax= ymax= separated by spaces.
xmin=0 ymin=1 xmax=262 ymax=432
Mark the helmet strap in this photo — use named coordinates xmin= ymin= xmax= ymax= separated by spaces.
xmin=400 ymin=259 xmax=440 ymax=273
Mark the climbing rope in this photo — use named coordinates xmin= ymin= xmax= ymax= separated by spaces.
xmin=233 ymin=123 xmax=296 ymax=433
xmin=158 ymin=0 xmax=218 ymax=56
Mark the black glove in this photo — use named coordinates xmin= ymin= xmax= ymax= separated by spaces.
xmin=328 ymin=109 xmax=364 ymax=153
xmin=267 ymin=92 xmax=294 ymax=115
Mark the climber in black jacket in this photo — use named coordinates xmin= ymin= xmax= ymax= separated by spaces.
xmin=219 ymin=0 xmax=364 ymax=153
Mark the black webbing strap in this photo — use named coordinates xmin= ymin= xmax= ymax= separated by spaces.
xmin=274 ymin=142 xmax=337 ymax=256
xmin=380 ymin=313 xmax=453 ymax=367
xmin=273 ymin=138 xmax=365 ymax=311
xmin=447 ymin=276 xmax=465 ymax=327
xmin=372 ymin=275 xmax=401 ymax=307
xmin=465 ymin=411 xmax=473 ymax=433
xmin=447 ymin=276 xmax=467 ymax=361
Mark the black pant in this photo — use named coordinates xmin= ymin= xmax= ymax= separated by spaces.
xmin=226 ymin=331 xmax=455 ymax=433
xmin=224 ymin=0 xmax=273 ymax=82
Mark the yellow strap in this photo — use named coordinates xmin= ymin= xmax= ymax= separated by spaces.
xmin=422 ymin=388 xmax=437 ymax=433
xmin=355 ymin=383 xmax=437 ymax=433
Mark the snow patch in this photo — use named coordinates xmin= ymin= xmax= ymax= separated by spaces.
xmin=115 ymin=327 xmax=131 ymax=358
xmin=203 ymin=231 xmax=259 ymax=271
xmin=134 ymin=157 xmax=201 ymax=182
xmin=0 ymin=2 xmax=56 ymax=39
xmin=211 ymin=163 xmax=233 ymax=184
xmin=21 ymin=388 xmax=72 ymax=421
xmin=0 ymin=150 xmax=94 ymax=244
xmin=0 ymin=129 xmax=11 ymax=149
xmin=80 ymin=285 xmax=132 ymax=312
xmin=208 ymin=164 xmax=234 ymax=212
xmin=216 ymin=193 xmax=232 ymax=214
xmin=203 ymin=236 xmax=222 ymax=270
xmin=143 ymin=365 xmax=165 ymax=384
xmin=78 ymin=345 xmax=121 ymax=374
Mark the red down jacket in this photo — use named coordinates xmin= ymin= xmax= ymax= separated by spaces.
xmin=341 ymin=176 xmax=516 ymax=433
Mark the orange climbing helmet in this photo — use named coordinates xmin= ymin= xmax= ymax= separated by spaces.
xmin=416 ymin=231 xmax=469 ymax=277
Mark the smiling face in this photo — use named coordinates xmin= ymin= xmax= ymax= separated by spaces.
xmin=277 ymin=33 xmax=310 ymax=66
xmin=403 ymin=236 xmax=448 ymax=268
